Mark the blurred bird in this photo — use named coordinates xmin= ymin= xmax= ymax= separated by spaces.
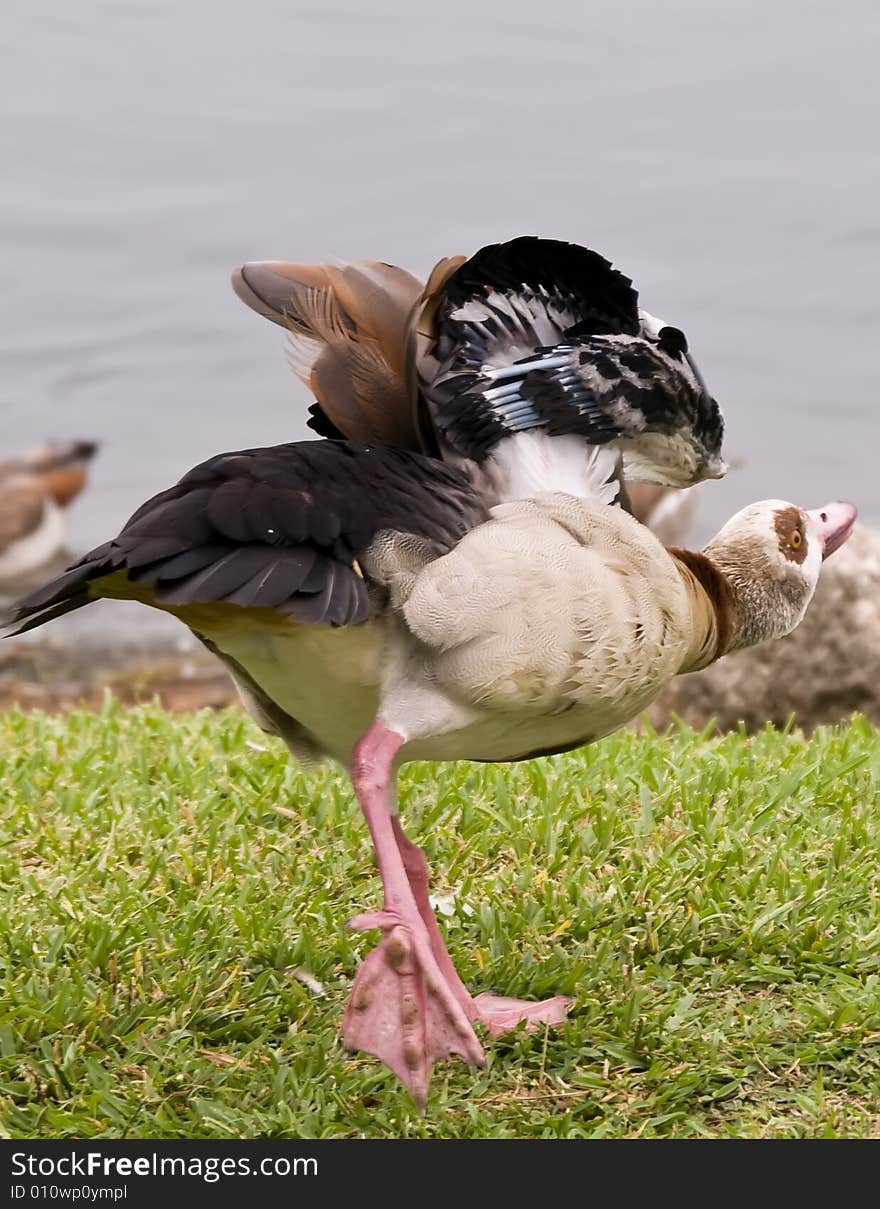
xmin=0 ymin=440 xmax=98 ymax=589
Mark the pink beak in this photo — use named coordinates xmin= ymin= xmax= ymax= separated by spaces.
xmin=806 ymin=501 xmax=858 ymax=560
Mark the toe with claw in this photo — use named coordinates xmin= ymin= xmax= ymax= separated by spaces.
xmin=472 ymin=992 xmax=574 ymax=1037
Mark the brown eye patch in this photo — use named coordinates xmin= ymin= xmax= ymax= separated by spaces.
xmin=773 ymin=506 xmax=807 ymax=564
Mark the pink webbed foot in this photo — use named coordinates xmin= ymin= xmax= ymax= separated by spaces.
xmin=388 ymin=817 xmax=574 ymax=1043
xmin=342 ymin=910 xmax=485 ymax=1109
xmin=472 ymin=992 xmax=574 ymax=1038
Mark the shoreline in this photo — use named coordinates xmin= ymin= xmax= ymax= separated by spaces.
xmin=0 ymin=637 xmax=238 ymax=713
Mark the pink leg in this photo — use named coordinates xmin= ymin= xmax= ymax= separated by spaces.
xmin=391 ymin=817 xmax=573 ymax=1038
xmin=342 ymin=722 xmax=484 ymax=1108
xmin=391 ymin=817 xmax=476 ymax=1016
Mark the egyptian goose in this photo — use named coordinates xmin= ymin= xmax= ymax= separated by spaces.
xmin=232 ymin=236 xmax=726 ymax=506
xmin=4 ymin=435 xmax=855 ymax=1105
xmin=0 ymin=440 xmax=98 ymax=589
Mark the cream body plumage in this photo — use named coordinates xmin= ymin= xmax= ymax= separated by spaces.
xmin=390 ymin=495 xmax=704 ymax=761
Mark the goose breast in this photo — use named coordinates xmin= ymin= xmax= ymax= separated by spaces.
xmin=400 ymin=493 xmax=693 ymax=730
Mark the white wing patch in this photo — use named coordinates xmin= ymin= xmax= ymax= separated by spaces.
xmin=486 ymin=432 xmax=620 ymax=505
xmin=449 ymin=289 xmax=581 ymax=370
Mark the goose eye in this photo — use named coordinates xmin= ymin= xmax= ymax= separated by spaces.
xmin=790 ymin=531 xmax=803 ymax=550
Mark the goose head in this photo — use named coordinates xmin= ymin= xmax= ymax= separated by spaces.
xmin=702 ymin=499 xmax=857 ymax=652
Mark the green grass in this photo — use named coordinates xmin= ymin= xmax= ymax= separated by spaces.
xmin=1 ymin=703 xmax=880 ymax=1138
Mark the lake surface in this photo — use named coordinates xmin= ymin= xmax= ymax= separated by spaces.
xmin=3 ymin=0 xmax=878 ymax=642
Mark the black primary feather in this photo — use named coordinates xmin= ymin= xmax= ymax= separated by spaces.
xmin=4 ymin=441 xmax=489 ymax=637
xmin=306 ymin=401 xmax=347 ymax=441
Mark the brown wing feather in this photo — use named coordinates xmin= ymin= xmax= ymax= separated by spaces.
xmin=411 ymin=256 xmax=469 ymax=347
xmin=405 ymin=256 xmax=468 ymax=458
xmin=308 ymin=341 xmax=414 ymax=447
xmin=322 ymin=262 xmax=422 ymax=378
xmin=233 ymin=258 xmax=424 ymax=449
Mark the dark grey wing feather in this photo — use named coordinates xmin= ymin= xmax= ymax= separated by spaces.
xmin=4 ymin=441 xmax=488 ymax=637
xmin=227 ymin=550 xmax=319 ymax=608
xmin=224 ymin=552 xmax=317 ymax=610
xmin=153 ymin=546 xmax=276 ymax=606
xmin=124 ymin=536 xmax=194 ymax=570
xmin=1 ymin=545 xmax=118 ymax=634
xmin=288 ymin=564 xmax=339 ymax=626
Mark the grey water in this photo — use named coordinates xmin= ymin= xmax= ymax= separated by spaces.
xmin=3 ymin=0 xmax=878 ymax=643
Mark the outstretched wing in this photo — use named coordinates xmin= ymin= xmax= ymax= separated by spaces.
xmin=412 ymin=236 xmax=724 ymax=485
xmin=4 ymin=441 xmax=488 ymax=636
xmin=412 ymin=236 xmax=640 ymax=459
